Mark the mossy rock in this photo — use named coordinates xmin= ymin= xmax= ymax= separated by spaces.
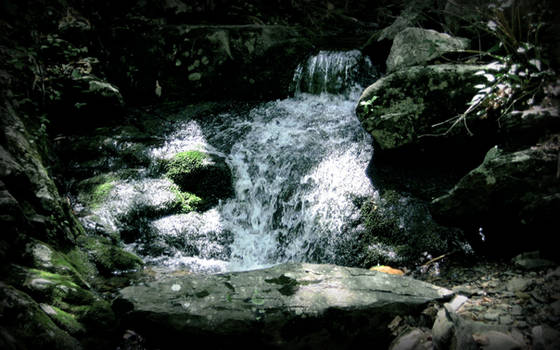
xmin=75 ymin=174 xmax=118 ymax=210
xmin=356 ymin=64 xmax=491 ymax=153
xmin=77 ymin=235 xmax=143 ymax=276
xmin=39 ymin=304 xmax=86 ymax=336
xmin=0 ymin=282 xmax=82 ymax=350
xmin=13 ymin=267 xmax=97 ymax=309
xmin=165 ymin=150 xmax=233 ymax=208
xmin=25 ymin=239 xmax=97 ymax=288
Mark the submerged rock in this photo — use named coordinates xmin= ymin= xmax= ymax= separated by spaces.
xmin=115 ymin=263 xmax=452 ymax=349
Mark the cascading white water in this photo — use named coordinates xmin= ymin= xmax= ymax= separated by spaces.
xmin=222 ymin=93 xmax=375 ymax=271
xmin=80 ymin=50 xmax=378 ymax=274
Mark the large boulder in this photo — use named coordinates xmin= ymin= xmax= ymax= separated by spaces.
xmin=386 ymin=27 xmax=469 ymax=73
xmin=114 ymin=263 xmax=453 ymax=349
xmin=356 ymin=64 xmax=491 ymax=154
xmin=431 ymin=135 xmax=560 ymax=256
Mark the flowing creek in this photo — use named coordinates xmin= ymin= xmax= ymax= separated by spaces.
xmin=71 ymin=50 xmax=379 ymax=274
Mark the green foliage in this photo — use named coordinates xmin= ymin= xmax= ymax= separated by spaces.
xmin=436 ymin=0 xmax=557 ymax=135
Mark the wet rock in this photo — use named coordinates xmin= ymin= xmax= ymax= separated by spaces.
xmin=389 ymin=328 xmax=433 ymax=350
xmin=165 ymin=150 xmax=233 ymax=208
xmin=452 ymin=285 xmax=482 ymax=297
xmin=483 ymin=311 xmax=501 ymax=322
xmin=75 ymin=235 xmax=143 ymax=276
xmin=1 ymin=97 xmax=85 ymax=254
xmin=432 ymin=297 xmax=525 ymax=350
xmin=532 ymin=324 xmax=560 ymax=350
xmin=386 ymin=27 xmax=469 ymax=73
xmin=116 ymin=263 xmax=453 ymax=349
xmin=24 ymin=239 xmax=96 ymax=287
xmin=447 ymin=295 xmax=469 ymax=312
xmin=432 ymin=308 xmax=455 ymax=348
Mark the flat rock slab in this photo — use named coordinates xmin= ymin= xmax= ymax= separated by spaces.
xmin=115 ymin=263 xmax=452 ymax=349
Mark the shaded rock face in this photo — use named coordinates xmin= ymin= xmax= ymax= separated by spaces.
xmin=115 ymin=263 xmax=453 ymax=349
xmin=0 ymin=99 xmax=84 ymax=260
xmin=431 ymin=136 xmax=560 ymax=256
xmin=386 ymin=27 xmax=469 ymax=73
xmin=0 ymin=282 xmax=83 ymax=350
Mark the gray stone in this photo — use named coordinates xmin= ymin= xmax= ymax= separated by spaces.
xmin=511 ymin=305 xmax=523 ymax=316
xmin=532 ymin=325 xmax=560 ymax=350
xmin=386 ymin=27 xmax=469 ymax=73
xmin=472 ymin=330 xmax=525 ymax=350
xmin=116 ymin=263 xmax=453 ymax=349
xmin=446 ymin=295 xmax=469 ymax=312
xmin=499 ymin=315 xmax=514 ymax=326
xmin=389 ymin=328 xmax=433 ymax=350
xmin=506 ymin=277 xmax=532 ymax=292
xmin=483 ymin=311 xmax=501 ymax=322
xmin=432 ymin=308 xmax=455 ymax=349
xmin=452 ymin=284 xmax=481 ymax=297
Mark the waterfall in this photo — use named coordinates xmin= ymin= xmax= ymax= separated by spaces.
xmin=291 ymin=50 xmax=375 ymax=95
xmin=76 ymin=50 xmax=378 ymax=274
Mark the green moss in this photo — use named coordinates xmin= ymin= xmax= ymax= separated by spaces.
xmin=91 ymin=182 xmax=114 ymax=207
xmin=164 ymin=149 xmax=233 ymax=208
xmin=48 ymin=305 xmax=86 ymax=335
xmin=170 ymin=184 xmax=203 ymax=213
xmin=76 ymin=174 xmax=117 ymax=209
xmin=18 ymin=268 xmax=96 ymax=311
xmin=166 ymin=150 xmax=208 ymax=184
xmin=78 ymin=235 xmax=143 ymax=275
xmin=62 ymin=248 xmax=97 ymax=286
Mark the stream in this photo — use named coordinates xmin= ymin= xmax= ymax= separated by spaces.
xmin=72 ymin=50 xmax=379 ymax=274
